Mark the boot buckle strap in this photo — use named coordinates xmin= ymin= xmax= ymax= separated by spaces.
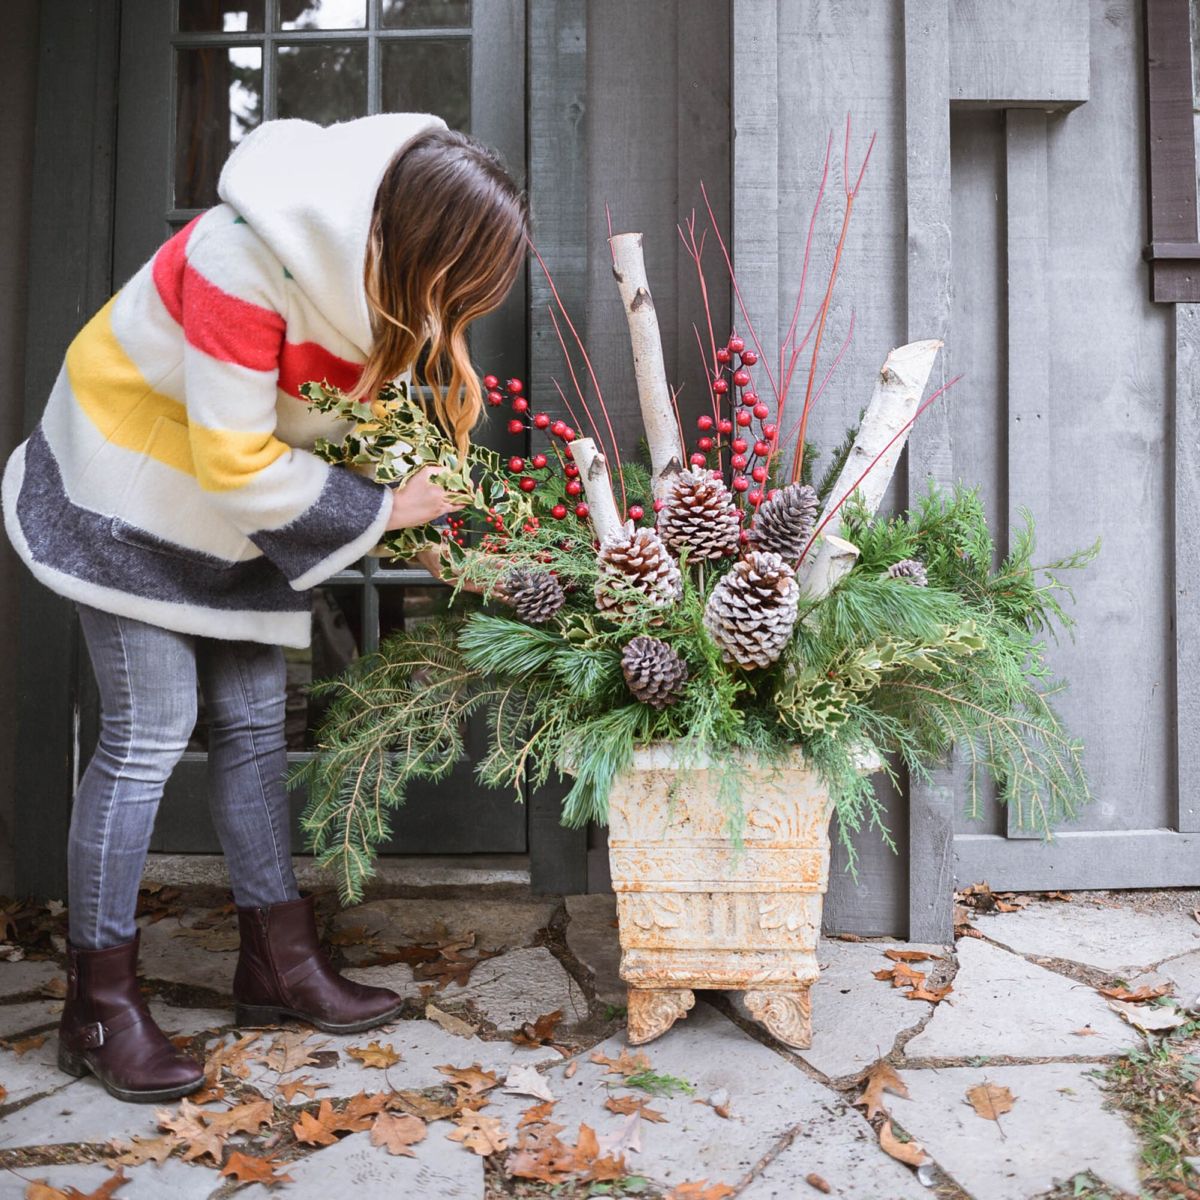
xmin=281 ymin=953 xmax=326 ymax=989
xmin=79 ymin=1021 xmax=106 ymax=1049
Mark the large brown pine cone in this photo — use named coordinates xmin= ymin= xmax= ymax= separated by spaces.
xmin=594 ymin=521 xmax=683 ymax=618
xmin=746 ymin=482 xmax=818 ymax=562
xmin=703 ymin=551 xmax=800 ymax=669
xmin=502 ymin=566 xmax=566 ymax=623
xmin=621 ymin=636 xmax=689 ymax=709
xmin=656 ymin=466 xmax=741 ymax=561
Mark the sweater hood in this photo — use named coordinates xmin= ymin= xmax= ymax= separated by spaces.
xmin=218 ymin=113 xmax=448 ymax=355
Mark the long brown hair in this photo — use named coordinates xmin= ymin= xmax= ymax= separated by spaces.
xmin=353 ymin=128 xmax=529 ymax=455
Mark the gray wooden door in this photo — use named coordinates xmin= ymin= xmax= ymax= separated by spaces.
xmin=105 ymin=0 xmax=528 ymax=856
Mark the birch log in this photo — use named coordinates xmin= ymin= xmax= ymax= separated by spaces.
xmin=794 ymin=338 xmax=943 ymax=599
xmin=570 ymin=437 xmax=623 ymax=544
xmin=609 ymin=232 xmax=686 ymax=500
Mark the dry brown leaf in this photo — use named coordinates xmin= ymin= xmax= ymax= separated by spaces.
xmin=513 ymin=1009 xmax=564 ymax=1048
xmin=520 ymin=1100 xmax=558 ymax=1127
xmin=425 ymin=1002 xmax=477 ymax=1038
xmin=292 ymin=1100 xmax=345 ymax=1146
xmin=605 ymin=1094 xmax=667 ymax=1123
xmin=327 ymin=924 xmax=369 ymax=946
xmin=1072 ymin=1026 xmax=1100 ymax=1037
xmin=342 ymin=1092 xmax=391 ymax=1123
xmin=389 ymin=1089 xmax=460 ymax=1122
xmin=156 ymin=1099 xmax=227 ymax=1163
xmin=879 ymin=1119 xmax=929 ymax=1167
xmin=590 ymin=1049 xmax=651 ymax=1078
xmin=24 ymin=1170 xmax=130 ymax=1200
xmin=40 ymin=976 xmax=67 ymax=999
xmin=0 ymin=1083 xmax=6 ymax=1104
xmin=806 ymin=1175 xmax=832 ymax=1194
xmin=832 ymin=932 xmax=864 ymax=942
xmin=169 ymin=924 xmax=241 ymax=952
xmin=883 ymin=949 xmax=939 ymax=963
xmin=573 ymin=1123 xmax=626 ymax=1181
xmin=666 ymin=1182 xmax=737 ymax=1200
xmin=347 ymin=1040 xmax=401 ymax=1069
xmin=203 ymin=1032 xmax=260 ymax=1084
xmin=1043 ymin=891 xmax=1072 ymax=901
xmin=447 ymin=1110 xmax=508 ymax=1155
xmin=207 ymin=1099 xmax=273 ymax=1140
xmin=371 ymin=1111 xmax=427 ymax=1157
xmin=414 ymin=945 xmax=501 ymax=990
xmin=966 ymin=1082 xmax=1015 ymax=1121
xmin=4 ymin=1032 xmax=47 ymax=1056
xmin=1098 ymin=983 xmax=1172 ymax=1002
xmin=907 ymin=982 xmax=954 ymax=1004
xmin=276 ymin=1076 xmax=326 ymax=1103
xmin=108 ymin=1134 xmax=175 ymax=1166
xmin=438 ymin=1063 xmax=501 ymax=1095
xmin=253 ymin=1030 xmax=327 ymax=1074
xmin=218 ymin=1151 xmax=293 ymax=1187
xmin=853 ymin=1061 xmax=909 ymax=1120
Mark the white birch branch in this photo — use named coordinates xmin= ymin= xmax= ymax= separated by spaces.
xmin=570 ymin=437 xmax=623 ymax=544
xmin=794 ymin=339 xmax=942 ymax=599
xmin=609 ymin=232 xmax=686 ymax=500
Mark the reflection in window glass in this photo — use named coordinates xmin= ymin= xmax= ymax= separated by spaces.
xmin=381 ymin=0 xmax=470 ymax=29
xmin=276 ymin=42 xmax=368 ymax=124
xmin=279 ymin=0 xmax=366 ymax=30
xmin=378 ymin=585 xmax=454 ymax=643
xmin=178 ymin=0 xmax=265 ymax=32
xmin=175 ymin=47 xmax=263 ymax=208
xmin=381 ymin=38 xmax=470 ymax=131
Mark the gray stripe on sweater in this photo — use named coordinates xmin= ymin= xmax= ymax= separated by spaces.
xmin=17 ymin=426 xmax=309 ymax=613
xmin=249 ymin=460 xmax=386 ymax=582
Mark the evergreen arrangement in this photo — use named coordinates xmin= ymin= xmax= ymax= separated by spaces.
xmin=295 ymin=126 xmax=1098 ymax=903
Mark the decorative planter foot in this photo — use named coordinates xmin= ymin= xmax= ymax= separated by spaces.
xmin=626 ymin=987 xmax=695 ymax=1045
xmin=744 ymin=987 xmax=813 ymax=1049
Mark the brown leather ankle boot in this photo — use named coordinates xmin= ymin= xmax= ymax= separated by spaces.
xmin=233 ymin=895 xmax=403 ymax=1034
xmin=58 ymin=932 xmax=204 ymax=1103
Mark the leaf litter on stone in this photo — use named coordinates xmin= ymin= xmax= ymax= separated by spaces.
xmin=437 ymin=1063 xmax=501 ymax=1095
xmin=853 ymin=1060 xmax=909 ymax=1120
xmin=24 ymin=1168 xmax=130 ymax=1200
xmin=878 ymin=1119 xmax=930 ymax=1167
xmin=966 ymin=1081 xmax=1016 ymax=1122
xmin=605 ymin=1094 xmax=667 ymax=1123
xmin=276 ymin=1075 xmax=326 ymax=1102
xmin=219 ymin=1151 xmax=293 ymax=1187
xmin=253 ymin=1029 xmax=328 ymax=1074
xmin=503 ymin=1063 xmax=555 ymax=1101
xmin=370 ymin=1111 xmax=427 ymax=1156
xmin=346 ymin=1040 xmax=401 ymax=1069
xmin=425 ymin=1002 xmax=477 ymax=1038
xmin=448 ymin=1110 xmax=508 ymax=1155
xmin=665 ymin=1182 xmax=736 ymax=1199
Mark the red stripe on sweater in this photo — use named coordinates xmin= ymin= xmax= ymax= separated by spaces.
xmin=151 ymin=215 xmax=203 ymax=325
xmin=181 ymin=263 xmax=286 ymax=373
xmin=277 ymin=341 xmax=364 ymax=398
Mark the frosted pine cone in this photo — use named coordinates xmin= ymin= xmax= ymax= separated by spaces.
xmin=746 ymin=482 xmax=818 ymax=562
xmin=656 ymin=466 xmax=741 ymax=561
xmin=594 ymin=521 xmax=683 ymax=618
xmin=703 ymin=551 xmax=800 ymax=669
xmin=502 ymin=566 xmax=566 ymax=623
xmin=887 ymin=558 xmax=928 ymax=587
xmin=621 ymin=636 xmax=689 ymax=709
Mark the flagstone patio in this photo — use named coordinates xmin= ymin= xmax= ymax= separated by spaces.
xmin=1 ymin=885 xmax=1197 ymax=1200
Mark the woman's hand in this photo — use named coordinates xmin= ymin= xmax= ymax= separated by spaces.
xmin=385 ymin=466 xmax=466 ymax=530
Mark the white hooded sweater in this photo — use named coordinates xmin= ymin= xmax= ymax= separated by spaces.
xmin=2 ymin=113 xmax=446 ymax=648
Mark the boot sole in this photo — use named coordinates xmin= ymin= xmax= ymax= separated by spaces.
xmin=234 ymin=1001 xmax=405 ymax=1035
xmin=57 ymin=1043 xmax=204 ymax=1104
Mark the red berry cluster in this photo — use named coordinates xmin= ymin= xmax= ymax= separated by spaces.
xmin=690 ymin=334 xmax=780 ymax=532
xmin=487 ymin=372 xmax=645 ymax=525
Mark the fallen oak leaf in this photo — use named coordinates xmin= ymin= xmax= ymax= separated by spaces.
xmin=1108 ymin=998 xmax=1188 ymax=1032
xmin=853 ymin=1061 xmax=909 ymax=1120
xmin=966 ymin=1081 xmax=1015 ymax=1121
xmin=590 ymin=1049 xmax=651 ymax=1078
xmin=203 ymin=1031 xmax=259 ymax=1085
xmin=3 ymin=1032 xmax=47 ymax=1056
xmin=883 ymin=949 xmax=940 ymax=963
xmin=605 ymin=1094 xmax=667 ymax=1123
xmin=879 ymin=1119 xmax=929 ymax=1167
xmin=156 ymin=1099 xmax=227 ymax=1163
xmin=206 ymin=1098 xmax=273 ymax=1139
xmin=292 ymin=1099 xmax=361 ymax=1146
xmin=1098 ymin=983 xmax=1172 ymax=1002
xmin=24 ymin=1170 xmax=131 ymax=1200
xmin=108 ymin=1135 xmax=175 ymax=1166
xmin=503 ymin=1064 xmax=555 ymax=1102
xmin=906 ymin=982 xmax=954 ymax=1003
xmin=513 ymin=1008 xmax=564 ymax=1048
xmin=447 ymin=1110 xmax=508 ymax=1155
xmin=347 ymin=1040 xmax=401 ymax=1069
xmin=276 ymin=1075 xmax=326 ymax=1103
xmin=520 ymin=1100 xmax=558 ymax=1127
xmin=438 ymin=1063 xmax=501 ymax=1095
xmin=371 ymin=1111 xmax=427 ymax=1157
xmin=252 ymin=1029 xmax=327 ymax=1074
xmin=218 ymin=1151 xmax=293 ymax=1188
xmin=595 ymin=1110 xmax=642 ymax=1159
xmin=573 ymin=1122 xmax=626 ymax=1181
xmin=666 ymin=1181 xmax=736 ymax=1199
xmin=425 ymin=1002 xmax=477 ymax=1038
xmin=388 ymin=1089 xmax=459 ymax=1121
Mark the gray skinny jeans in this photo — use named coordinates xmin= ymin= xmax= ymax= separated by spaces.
xmin=70 ymin=604 xmax=300 ymax=949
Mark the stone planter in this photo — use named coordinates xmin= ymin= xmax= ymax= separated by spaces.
xmin=606 ymin=744 xmax=859 ymax=1049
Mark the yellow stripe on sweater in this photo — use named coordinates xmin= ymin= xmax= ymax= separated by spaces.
xmin=65 ymin=294 xmax=289 ymax=492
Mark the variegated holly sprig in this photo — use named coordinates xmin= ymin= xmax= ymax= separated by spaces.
xmin=302 ymin=378 xmax=528 ymax=563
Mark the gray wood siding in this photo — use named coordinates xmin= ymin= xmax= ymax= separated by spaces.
xmin=734 ymin=0 xmax=1181 ymax=933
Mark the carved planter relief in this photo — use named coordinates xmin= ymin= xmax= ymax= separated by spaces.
xmin=606 ymin=745 xmax=843 ymax=1048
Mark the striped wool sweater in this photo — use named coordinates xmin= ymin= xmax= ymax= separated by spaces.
xmin=2 ymin=113 xmax=446 ymax=648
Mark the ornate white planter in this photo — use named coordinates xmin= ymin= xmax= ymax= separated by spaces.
xmin=606 ymin=744 xmax=855 ymax=1049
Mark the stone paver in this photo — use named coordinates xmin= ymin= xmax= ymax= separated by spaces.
xmin=489 ymin=1001 xmax=916 ymax=1195
xmin=732 ymin=940 xmax=946 ymax=1078
xmin=228 ymin=1017 xmax=560 ymax=1100
xmin=149 ymin=1001 xmax=231 ymax=1039
xmin=890 ymin=1063 xmax=1142 ymax=1200
xmin=564 ymin=894 xmax=624 ymax=1004
xmin=334 ymin=896 xmax=557 ymax=963
xmin=137 ymin=916 xmax=238 ymax=992
xmin=976 ymin=899 xmax=1200 ymax=972
xmin=0 ymin=1074 xmax=165 ymax=1149
xmin=903 ymin=937 xmax=1136 ymax=1060
xmin=0 ymin=1000 xmax=60 ymax=1039
xmin=0 ymin=1034 xmax=68 ymax=1107
xmin=0 ymin=960 xmax=61 ymax=999
xmin=1132 ymin=948 xmax=1200 ymax=1006
xmin=238 ymin=1128 xmax=483 ymax=1200
xmin=3 ymin=1157 xmax=215 ymax=1200
xmin=347 ymin=945 xmax=587 ymax=1031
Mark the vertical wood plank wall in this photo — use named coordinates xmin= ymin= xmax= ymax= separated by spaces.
xmin=734 ymin=0 xmax=1180 ymax=934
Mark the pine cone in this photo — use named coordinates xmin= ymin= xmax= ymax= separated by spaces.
xmin=656 ymin=466 xmax=741 ymax=561
xmin=887 ymin=558 xmax=928 ymax=587
xmin=502 ymin=566 xmax=566 ymax=623
xmin=621 ymin=636 xmax=689 ymax=709
xmin=703 ymin=551 xmax=800 ymax=669
xmin=594 ymin=521 xmax=682 ymax=618
xmin=746 ymin=482 xmax=818 ymax=561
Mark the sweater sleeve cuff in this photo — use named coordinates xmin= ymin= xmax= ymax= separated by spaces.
xmin=249 ymin=466 xmax=392 ymax=591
